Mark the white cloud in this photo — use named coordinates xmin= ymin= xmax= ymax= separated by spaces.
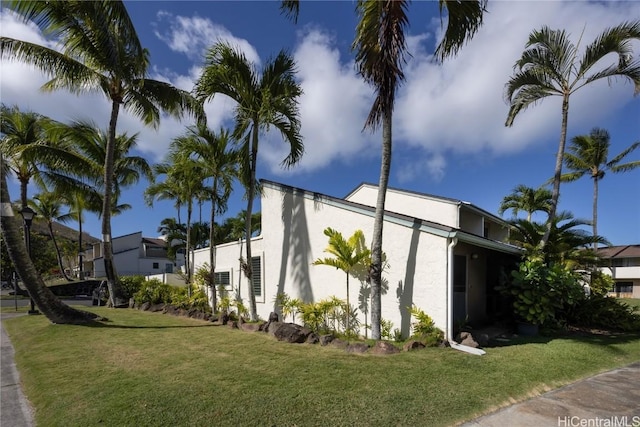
xmin=261 ymin=28 xmax=375 ymax=175
xmin=393 ymin=0 xmax=640 ymax=179
xmin=153 ymin=11 xmax=260 ymax=65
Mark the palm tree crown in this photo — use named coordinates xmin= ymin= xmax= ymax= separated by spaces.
xmin=499 ymin=184 xmax=553 ymax=222
xmin=504 ymin=22 xmax=640 ymax=249
xmin=561 ymin=127 xmax=640 ymax=247
xmin=194 ymin=41 xmax=303 ymax=320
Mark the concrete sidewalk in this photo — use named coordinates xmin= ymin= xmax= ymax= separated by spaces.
xmin=1 ymin=313 xmax=35 ymax=427
xmin=462 ymin=362 xmax=640 ymax=427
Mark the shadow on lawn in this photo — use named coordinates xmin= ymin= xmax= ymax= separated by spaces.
xmin=83 ymin=320 xmax=218 ymax=330
xmin=489 ymin=330 xmax=640 ymax=351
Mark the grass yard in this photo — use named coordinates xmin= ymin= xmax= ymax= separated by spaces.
xmin=4 ymin=307 xmax=640 ymax=427
xmin=620 ymin=298 xmax=640 ymax=310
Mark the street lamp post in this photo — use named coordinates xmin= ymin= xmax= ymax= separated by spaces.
xmin=19 ymin=206 xmax=40 ymax=315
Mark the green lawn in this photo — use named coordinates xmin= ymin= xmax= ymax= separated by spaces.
xmin=620 ymin=298 xmax=640 ymax=310
xmin=4 ymin=307 xmax=640 ymax=427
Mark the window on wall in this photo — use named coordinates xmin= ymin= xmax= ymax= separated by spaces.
xmin=615 ymin=282 xmax=633 ymax=293
xmin=251 ymin=256 xmax=262 ymax=297
xmin=152 ymin=262 xmax=159 ymax=269
xmin=214 ymin=271 xmax=231 ymax=287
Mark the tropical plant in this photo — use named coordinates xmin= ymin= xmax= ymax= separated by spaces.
xmin=171 ymin=124 xmax=239 ymax=310
xmin=499 ymin=257 xmax=584 ymax=327
xmin=156 ymin=218 xmax=186 ymax=261
xmin=29 ymin=190 xmax=73 ymax=281
xmin=349 ymin=0 xmax=487 ymax=340
xmin=0 ymin=104 xmax=61 ymax=208
xmin=313 ymin=228 xmax=371 ymax=333
xmin=561 ymin=127 xmax=640 ymax=248
xmin=508 ymin=211 xmax=609 ymax=269
xmin=0 ymin=164 xmax=99 ymax=323
xmin=505 ymin=22 xmax=640 ymax=249
xmin=1 ymin=1 xmax=204 ymax=307
xmin=499 ymin=184 xmax=553 ymax=222
xmin=195 ymin=42 xmax=303 ymax=321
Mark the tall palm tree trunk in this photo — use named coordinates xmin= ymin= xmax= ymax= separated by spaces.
xmin=103 ymin=101 xmax=126 ymax=307
xmin=209 ymin=183 xmax=218 ymax=311
xmin=245 ymin=127 xmax=259 ymax=321
xmin=370 ymin=112 xmax=392 ymax=340
xmin=541 ymin=94 xmax=569 ymax=250
xmin=345 ymin=272 xmax=350 ymax=333
xmin=19 ymin=178 xmax=28 ymax=209
xmin=78 ymin=214 xmax=84 ymax=279
xmin=592 ymin=176 xmax=599 ymax=251
xmin=1 ymin=172 xmax=99 ymax=323
xmin=47 ymin=222 xmax=73 ymax=281
xmin=186 ymin=202 xmax=192 ymax=295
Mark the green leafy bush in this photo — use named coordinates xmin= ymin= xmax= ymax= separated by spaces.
xmin=498 ymin=258 xmax=583 ymax=326
xmin=120 ymin=275 xmax=145 ymax=300
xmin=298 ymin=297 xmax=359 ymax=337
xmin=133 ymin=279 xmax=173 ymax=306
xmin=380 ymin=318 xmax=393 ymax=340
xmin=567 ymin=296 xmax=640 ymax=332
xmin=589 ymin=271 xmax=614 ymax=297
xmin=409 ymin=305 xmax=444 ymax=346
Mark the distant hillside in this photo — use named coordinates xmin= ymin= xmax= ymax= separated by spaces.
xmin=5 ymin=215 xmax=100 ymax=245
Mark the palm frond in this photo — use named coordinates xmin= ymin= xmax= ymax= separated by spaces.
xmin=434 ymin=0 xmax=486 ymax=61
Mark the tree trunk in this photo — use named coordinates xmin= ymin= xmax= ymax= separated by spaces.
xmin=19 ymin=177 xmax=28 ymax=209
xmin=209 ymin=183 xmax=217 ymax=312
xmin=186 ymin=201 xmax=192 ymax=296
xmin=245 ymin=125 xmax=259 ymax=321
xmin=370 ymin=112 xmax=392 ymax=340
xmin=48 ymin=221 xmax=73 ymax=281
xmin=103 ymin=101 xmax=126 ymax=307
xmin=592 ymin=176 xmax=599 ymax=251
xmin=541 ymin=93 xmax=569 ymax=250
xmin=78 ymin=212 xmax=84 ymax=279
xmin=1 ymin=171 xmax=100 ymax=324
xmin=345 ymin=272 xmax=350 ymax=333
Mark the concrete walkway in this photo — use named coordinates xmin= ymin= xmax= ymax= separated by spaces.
xmin=1 ymin=313 xmax=35 ymax=427
xmin=463 ymin=362 xmax=640 ymax=427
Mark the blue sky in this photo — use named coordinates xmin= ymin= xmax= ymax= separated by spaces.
xmin=1 ymin=1 xmax=639 ymax=245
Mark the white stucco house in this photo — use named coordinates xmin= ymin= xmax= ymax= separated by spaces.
xmin=598 ymin=245 xmax=640 ymax=298
xmin=93 ymin=231 xmax=184 ymax=278
xmin=193 ymin=180 xmax=522 ymax=341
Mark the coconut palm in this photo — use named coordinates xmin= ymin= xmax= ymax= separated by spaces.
xmin=561 ymin=128 xmax=640 ymax=249
xmin=505 ymin=22 xmax=640 ymax=250
xmin=350 ymin=0 xmax=486 ymax=339
xmin=1 ymin=162 xmax=99 ymax=323
xmin=29 ymin=190 xmax=74 ymax=281
xmin=1 ymin=1 xmax=203 ymax=306
xmin=156 ymin=217 xmax=187 ymax=261
xmin=171 ymin=124 xmax=239 ymax=310
xmin=313 ymin=228 xmax=371 ymax=333
xmin=195 ymin=42 xmax=303 ymax=321
xmin=499 ymin=185 xmax=553 ymax=222
xmin=0 ymin=105 xmax=61 ymax=208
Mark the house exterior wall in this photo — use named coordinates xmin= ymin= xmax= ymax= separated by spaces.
xmin=194 ymin=184 xmax=451 ymax=336
xmin=345 ymin=184 xmax=459 ymax=229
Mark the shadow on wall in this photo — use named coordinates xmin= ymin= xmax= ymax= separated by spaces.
xmin=396 ymin=220 xmax=421 ymax=337
xmin=274 ymin=189 xmax=314 ymax=313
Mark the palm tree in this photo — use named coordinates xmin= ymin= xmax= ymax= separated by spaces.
xmin=499 ymin=185 xmax=553 ymax=222
xmin=351 ymin=0 xmax=486 ymax=339
xmin=1 ymin=1 xmax=203 ymax=307
xmin=0 ymin=105 xmax=59 ymax=208
xmin=313 ymin=228 xmax=371 ymax=333
xmin=147 ymin=155 xmax=205 ymax=286
xmin=1 ymin=162 xmax=100 ymax=323
xmin=505 ymin=22 xmax=640 ymax=250
xmin=508 ymin=211 xmax=609 ymax=269
xmin=561 ymin=128 xmax=640 ymax=248
xmin=195 ymin=42 xmax=303 ymax=321
xmin=171 ymin=124 xmax=239 ymax=310
xmin=29 ymin=190 xmax=74 ymax=281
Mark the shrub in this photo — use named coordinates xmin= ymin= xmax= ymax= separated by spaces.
xmin=589 ymin=271 xmax=614 ymax=297
xmin=380 ymin=318 xmax=393 ymax=340
xmin=298 ymin=297 xmax=359 ymax=337
xmin=567 ymin=296 xmax=640 ymax=332
xmin=498 ymin=258 xmax=583 ymax=326
xmin=120 ymin=275 xmax=145 ymax=300
xmin=133 ymin=279 xmax=173 ymax=306
xmin=409 ymin=305 xmax=444 ymax=346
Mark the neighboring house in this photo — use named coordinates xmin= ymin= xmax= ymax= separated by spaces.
xmin=93 ymin=231 xmax=184 ymax=278
xmin=598 ymin=245 xmax=640 ymax=298
xmin=193 ymin=180 xmax=522 ymax=341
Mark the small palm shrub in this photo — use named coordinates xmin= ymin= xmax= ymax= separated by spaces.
xmin=588 ymin=270 xmax=614 ymax=297
xmin=380 ymin=318 xmax=393 ymax=340
xmin=298 ymin=297 xmax=359 ymax=337
xmin=409 ymin=305 xmax=444 ymax=346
